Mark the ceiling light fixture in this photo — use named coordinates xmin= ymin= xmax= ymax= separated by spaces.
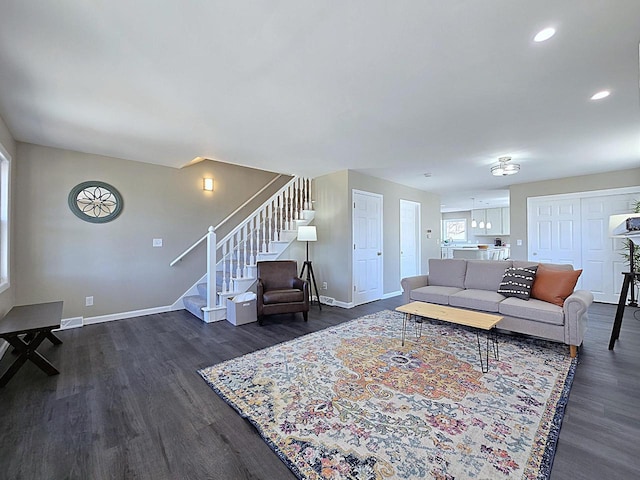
xmin=491 ymin=156 xmax=520 ymax=176
xmin=590 ymin=90 xmax=610 ymax=100
xmin=534 ymin=27 xmax=556 ymax=42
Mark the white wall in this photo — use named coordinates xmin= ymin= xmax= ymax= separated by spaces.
xmin=313 ymin=170 xmax=440 ymax=304
xmin=14 ymin=143 xmax=281 ymax=319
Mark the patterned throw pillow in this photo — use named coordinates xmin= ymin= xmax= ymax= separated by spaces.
xmin=497 ymin=266 xmax=538 ymax=300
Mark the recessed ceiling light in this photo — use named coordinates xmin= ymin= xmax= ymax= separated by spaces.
xmin=534 ymin=27 xmax=556 ymax=42
xmin=590 ymin=90 xmax=610 ymax=100
xmin=423 ymin=172 xmax=432 ymax=177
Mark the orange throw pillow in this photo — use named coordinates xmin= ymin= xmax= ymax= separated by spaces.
xmin=531 ymin=266 xmax=582 ymax=306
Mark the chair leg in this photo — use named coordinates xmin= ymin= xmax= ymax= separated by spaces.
xmin=303 ymin=311 xmax=308 ymax=322
xmin=258 ymin=315 xmax=263 ymax=326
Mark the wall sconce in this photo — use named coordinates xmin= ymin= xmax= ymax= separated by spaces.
xmin=203 ymin=178 xmax=214 ymax=191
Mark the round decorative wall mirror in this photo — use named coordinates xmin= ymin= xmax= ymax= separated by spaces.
xmin=68 ymin=181 xmax=123 ymax=223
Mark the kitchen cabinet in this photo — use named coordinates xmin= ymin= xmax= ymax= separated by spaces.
xmin=472 ymin=207 xmax=510 ymax=235
xmin=501 ymin=207 xmax=510 ymax=235
xmin=471 ymin=209 xmax=486 ymax=234
xmin=485 ymin=208 xmax=502 ymax=235
xmin=441 ymin=246 xmax=454 ymax=259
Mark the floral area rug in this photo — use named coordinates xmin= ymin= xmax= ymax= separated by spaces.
xmin=198 ymin=310 xmax=577 ymax=480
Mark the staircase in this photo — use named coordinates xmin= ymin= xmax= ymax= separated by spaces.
xmin=171 ymin=176 xmax=313 ymax=322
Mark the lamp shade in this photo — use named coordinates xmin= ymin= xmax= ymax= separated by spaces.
xmin=609 ymin=213 xmax=640 ymax=237
xmin=297 ymin=225 xmax=317 ymax=242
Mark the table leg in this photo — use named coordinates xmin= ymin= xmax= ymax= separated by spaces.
xmin=402 ymin=313 xmax=407 ymax=346
xmin=609 ymin=273 xmax=632 ymax=349
xmin=476 ymin=328 xmax=499 ymax=374
xmin=0 ymin=330 xmax=60 ymax=387
xmin=414 ymin=316 xmax=423 ymax=339
xmin=46 ymin=331 xmax=63 ymax=345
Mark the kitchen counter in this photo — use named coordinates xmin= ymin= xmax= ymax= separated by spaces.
xmin=441 ymin=246 xmax=510 ymax=260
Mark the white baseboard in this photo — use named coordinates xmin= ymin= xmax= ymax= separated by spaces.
xmin=81 ymin=304 xmax=178 ymax=326
xmin=318 ymin=296 xmax=354 ymax=309
xmin=55 ymin=290 xmax=402 ymax=330
xmin=0 ymin=339 xmax=8 ymax=360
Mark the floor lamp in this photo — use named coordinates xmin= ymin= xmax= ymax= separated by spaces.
xmin=297 ymin=225 xmax=321 ymax=310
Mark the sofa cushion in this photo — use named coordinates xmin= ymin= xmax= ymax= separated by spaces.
xmin=499 ymin=297 xmax=564 ymax=325
xmin=449 ymin=289 xmax=505 ymax=313
xmin=531 ymin=266 xmax=582 ymax=306
xmin=497 ymin=266 xmax=538 ymax=300
xmin=428 ymin=259 xmax=467 ymax=288
xmin=410 ymin=285 xmax=462 ymax=305
xmin=464 ymin=260 xmax=513 ymax=291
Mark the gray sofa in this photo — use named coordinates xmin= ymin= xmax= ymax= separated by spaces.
xmin=400 ymin=259 xmax=594 ymax=357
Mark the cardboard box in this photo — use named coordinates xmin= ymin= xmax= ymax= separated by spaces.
xmin=226 ymin=297 xmax=257 ymax=326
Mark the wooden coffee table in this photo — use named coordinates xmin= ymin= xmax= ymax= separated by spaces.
xmin=396 ymin=302 xmax=503 ymax=373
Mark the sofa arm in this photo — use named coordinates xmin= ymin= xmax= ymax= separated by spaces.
xmin=563 ymin=289 xmax=594 ymax=347
xmin=400 ymin=275 xmax=429 ymax=304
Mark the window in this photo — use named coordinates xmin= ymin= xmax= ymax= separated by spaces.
xmin=0 ymin=143 xmax=10 ymax=293
xmin=443 ymin=218 xmax=467 ymax=242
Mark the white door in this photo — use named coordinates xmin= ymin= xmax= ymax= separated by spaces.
xmin=527 ymin=197 xmax=582 ymax=268
xmin=353 ymin=190 xmax=383 ymax=305
xmin=400 ymin=200 xmax=421 ymax=279
xmin=581 ymin=194 xmax=638 ymax=303
xmin=528 ymin=189 xmax=640 ymax=303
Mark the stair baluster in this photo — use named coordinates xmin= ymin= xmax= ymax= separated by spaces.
xmin=235 ymin=231 xmax=241 ymax=281
xmin=242 ymin=225 xmax=248 ymax=277
xmin=260 ymin=210 xmax=266 ymax=253
xmin=222 ymin=241 xmax=228 ymax=293
xmin=297 ymin=178 xmax=302 ymax=220
xmin=287 ymin=186 xmax=292 ymax=229
xmin=174 ymin=176 xmax=314 ymax=322
xmin=249 ymin=217 xmax=255 ymax=266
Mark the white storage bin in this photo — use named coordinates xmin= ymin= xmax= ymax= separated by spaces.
xmin=226 ymin=293 xmax=257 ymax=326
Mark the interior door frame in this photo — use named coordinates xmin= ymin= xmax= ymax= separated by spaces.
xmin=399 ymin=199 xmax=421 ymax=279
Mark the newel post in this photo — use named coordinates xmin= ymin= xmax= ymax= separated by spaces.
xmin=206 ymin=226 xmax=217 ymax=308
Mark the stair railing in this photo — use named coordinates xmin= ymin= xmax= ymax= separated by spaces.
xmin=170 ymin=176 xmax=312 ymax=312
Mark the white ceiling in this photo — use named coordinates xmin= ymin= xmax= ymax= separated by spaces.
xmin=0 ymin=1 xmax=639 ymax=212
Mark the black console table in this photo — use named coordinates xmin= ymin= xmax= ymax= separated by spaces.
xmin=608 ymin=272 xmax=639 ymax=350
xmin=0 ymin=301 xmax=63 ymax=387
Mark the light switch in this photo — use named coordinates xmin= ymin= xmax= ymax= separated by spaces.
xmin=516 ymin=239 xmax=523 ymax=246
xmin=153 ymin=238 xmax=163 ymax=247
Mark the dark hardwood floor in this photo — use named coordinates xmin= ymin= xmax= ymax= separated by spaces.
xmin=0 ymin=298 xmax=638 ymax=479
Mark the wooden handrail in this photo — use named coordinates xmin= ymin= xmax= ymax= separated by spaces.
xmin=169 ymin=227 xmax=213 ymax=267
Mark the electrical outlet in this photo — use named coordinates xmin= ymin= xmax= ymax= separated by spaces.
xmin=322 ymin=281 xmax=328 ymax=290
xmin=85 ymin=296 xmax=94 ymax=306
xmin=516 ymin=239 xmax=523 ymax=246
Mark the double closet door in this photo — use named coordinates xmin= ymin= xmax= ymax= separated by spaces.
xmin=528 ymin=188 xmax=639 ymax=303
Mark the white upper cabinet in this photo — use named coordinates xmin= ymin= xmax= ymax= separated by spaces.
xmin=473 ymin=207 xmax=510 ymax=235
xmin=471 ymin=209 xmax=486 ymax=234
xmin=485 ymin=208 xmax=502 ymax=235
xmin=501 ymin=207 xmax=510 ymax=235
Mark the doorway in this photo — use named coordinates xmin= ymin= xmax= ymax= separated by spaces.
xmin=400 ymin=199 xmax=421 ymax=279
xmin=352 ymin=190 xmax=383 ymax=305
